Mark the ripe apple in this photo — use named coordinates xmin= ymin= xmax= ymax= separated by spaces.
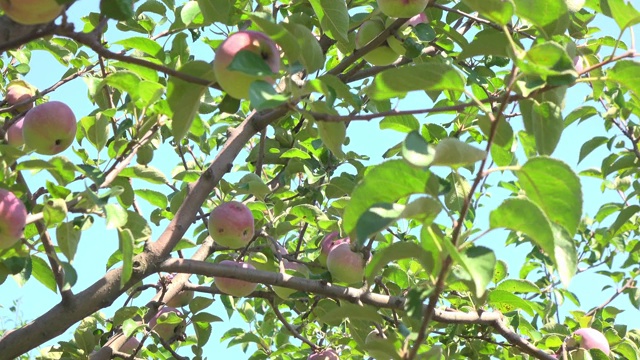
xmin=308 ymin=349 xmax=340 ymax=360
xmin=273 ymin=260 xmax=310 ymax=299
xmin=0 ymin=189 xmax=27 ymax=249
xmin=568 ymin=328 xmax=610 ymax=355
xmin=355 ymin=19 xmax=400 ymax=66
xmin=22 ymin=101 xmax=77 ymax=155
xmin=6 ymin=117 xmax=25 ymax=147
xmin=377 ymin=0 xmax=429 ymax=18
xmin=318 ymin=232 xmax=349 ymax=266
xmin=208 ymin=201 xmax=255 ymax=249
xmin=5 ymin=81 xmax=35 ymax=113
xmin=0 ymin=0 xmax=64 ymax=25
xmin=148 ymin=307 xmax=185 ymax=341
xmin=326 ymin=243 xmax=365 ymax=285
xmin=214 ymin=260 xmax=258 ymax=297
xmin=213 ymin=30 xmax=280 ymax=99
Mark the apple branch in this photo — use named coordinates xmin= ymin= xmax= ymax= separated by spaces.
xmin=160 ymin=258 xmax=555 ymax=360
xmin=268 ymin=298 xmax=319 ymax=350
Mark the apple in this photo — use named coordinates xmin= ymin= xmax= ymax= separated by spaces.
xmin=165 ymin=289 xmax=194 ymax=308
xmin=136 ymin=144 xmax=154 ymax=165
xmin=148 ymin=307 xmax=185 ymax=341
xmin=0 ymin=189 xmax=27 ymax=249
xmin=213 ymin=30 xmax=280 ymax=99
xmin=208 ymin=201 xmax=255 ymax=249
xmin=0 ymin=0 xmax=64 ymax=25
xmin=308 ymin=349 xmax=340 ymax=360
xmin=22 ymin=101 xmax=77 ymax=155
xmin=573 ymin=56 xmax=584 ymax=73
xmin=355 ymin=19 xmax=400 ymax=66
xmin=318 ymin=232 xmax=349 ymax=266
xmin=272 ymin=260 xmax=310 ymax=299
xmin=214 ymin=260 xmax=258 ymax=297
xmin=5 ymin=82 xmax=35 ymax=113
xmin=118 ymin=337 xmax=140 ymax=355
xmin=326 ymin=243 xmax=365 ymax=285
xmin=377 ymin=0 xmax=429 ymax=18
xmin=568 ymin=328 xmax=610 ymax=355
xmin=6 ymin=117 xmax=25 ymax=147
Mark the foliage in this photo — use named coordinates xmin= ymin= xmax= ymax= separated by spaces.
xmin=0 ymin=0 xmax=639 ymax=359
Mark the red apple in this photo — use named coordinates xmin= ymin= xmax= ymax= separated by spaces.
xmin=570 ymin=328 xmax=610 ymax=355
xmin=0 ymin=189 xmax=27 ymax=249
xmin=377 ymin=0 xmax=428 ymax=18
xmin=214 ymin=260 xmax=258 ymax=297
xmin=22 ymin=101 xmax=77 ymax=155
xmin=0 ymin=0 xmax=64 ymax=25
xmin=148 ymin=307 xmax=185 ymax=341
xmin=208 ymin=201 xmax=255 ymax=249
xmin=355 ymin=19 xmax=401 ymax=66
xmin=273 ymin=260 xmax=310 ymax=299
xmin=308 ymin=349 xmax=340 ymax=360
xmin=326 ymin=243 xmax=365 ymax=285
xmin=5 ymin=82 xmax=35 ymax=113
xmin=213 ymin=30 xmax=281 ymax=99
xmin=318 ymin=232 xmax=349 ymax=266
xmin=6 ymin=117 xmax=25 ymax=147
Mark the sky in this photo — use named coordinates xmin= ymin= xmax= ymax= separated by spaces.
xmin=1 ymin=0 xmax=639 ymax=359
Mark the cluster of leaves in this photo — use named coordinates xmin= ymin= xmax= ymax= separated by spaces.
xmin=1 ymin=0 xmax=640 ymax=359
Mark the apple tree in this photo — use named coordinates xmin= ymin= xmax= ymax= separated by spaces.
xmin=0 ymin=0 xmax=640 ymax=359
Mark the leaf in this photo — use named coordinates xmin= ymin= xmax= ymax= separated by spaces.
xmin=343 ymin=160 xmax=435 ymax=237
xmin=31 ymin=256 xmax=57 ymax=293
xmin=495 ymin=279 xmax=541 ymax=293
xmin=308 ymin=0 xmax=349 ymax=44
xmin=120 ymin=165 xmax=168 ymax=184
xmin=283 ymin=23 xmax=325 ymax=73
xmin=355 ymin=203 xmax=404 ymax=245
xmin=367 ymin=62 xmax=465 ymax=100
xmin=579 ymin=136 xmax=608 ymax=163
xmin=488 ymin=289 xmax=535 ymax=316
xmin=317 ymin=302 xmax=383 ymax=325
xmin=402 ymin=131 xmax=435 ymax=167
xmin=459 ymin=29 xmax=512 ymax=59
xmin=608 ymin=60 xmax=640 ymax=103
xmin=516 ymin=157 xmax=582 ymax=237
xmin=100 ymin=0 xmax=134 ymax=21
xmin=197 ymin=0 xmax=234 ymax=25
xmin=431 ymin=138 xmax=487 ymax=168
xmin=477 ymin=115 xmax=514 ymax=148
xmin=365 ymin=242 xmax=434 ymax=282
xmin=459 ymin=246 xmax=496 ymax=298
xmin=513 ymin=0 xmax=570 ymax=37
xmin=316 ymin=121 xmax=346 ymax=159
xmin=532 ymin=101 xmax=563 ymax=155
xmin=248 ymin=81 xmax=289 ymax=111
xmin=43 ymin=198 xmax=67 ymax=227
xmin=167 ymin=61 xmax=216 ymax=142
xmin=602 ymin=0 xmax=640 ymax=30
xmin=115 ymin=37 xmax=165 ymax=61
xmin=117 ymin=228 xmax=135 ymax=289
xmin=134 ymin=189 xmax=168 ymax=208
xmin=380 ymin=114 xmax=420 ymax=133
xmin=104 ymin=204 xmax=128 ymax=229
xmin=56 ymin=222 xmax=81 ymax=263
xmin=461 ymin=0 xmax=515 ymax=25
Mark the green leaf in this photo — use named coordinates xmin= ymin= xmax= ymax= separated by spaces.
xmin=461 ymin=0 xmax=515 ymax=25
xmin=228 ymin=51 xmax=278 ymax=77
xmin=402 ymin=131 xmax=435 ymax=167
xmin=250 ymin=14 xmax=301 ymax=64
xmin=579 ymin=136 xmax=608 ymax=163
xmin=367 ymin=62 xmax=465 ymax=100
xmin=493 ymin=260 xmax=508 ymax=283
xmin=248 ymin=81 xmax=289 ymax=111
xmin=104 ymin=204 xmax=128 ymax=229
xmin=608 ymin=60 xmax=640 ymax=103
xmin=60 ymin=261 xmax=77 ymax=291
xmin=355 ymin=203 xmax=404 ymax=245
xmin=197 ymin=0 xmax=234 ymax=25
xmin=134 ymin=189 xmax=168 ymax=208
xmin=100 ymin=0 xmax=134 ymax=21
xmin=316 ymin=121 xmax=346 ymax=159
xmin=380 ymin=115 xmax=420 ymax=133
xmin=308 ymin=0 xmax=349 ymax=44
xmin=531 ymin=101 xmax=564 ymax=155
xmin=167 ymin=61 xmax=215 ymax=142
xmin=513 ymin=0 xmax=570 ymax=37
xmin=516 ymin=157 xmax=582 ymax=237
xmin=284 ymin=23 xmax=325 ymax=73
xmin=459 ymin=29 xmax=512 ymax=59
xmin=190 ymin=296 xmax=215 ymax=314
xmin=117 ymin=228 xmax=135 ymax=288
xmin=365 ymin=242 xmax=434 ymax=282
xmin=56 ymin=222 xmax=81 ymax=263
xmin=431 ymin=138 xmax=487 ymax=168
xmin=120 ymin=165 xmax=168 ymax=184
xmin=477 ymin=115 xmax=514 ymax=148
xmin=488 ymin=289 xmax=535 ymax=316
xmin=44 ymin=198 xmax=67 ymax=227
xmin=460 ymin=246 xmax=496 ymax=298
xmin=602 ymin=0 xmax=640 ymax=30
xmin=317 ymin=302 xmax=383 ymax=325
xmin=343 ymin=160 xmax=435 ymax=237
xmin=115 ymin=37 xmax=165 ymax=61
xmin=495 ymin=279 xmax=541 ymax=293
xmin=31 ymin=256 xmax=57 ymax=293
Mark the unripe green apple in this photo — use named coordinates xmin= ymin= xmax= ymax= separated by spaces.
xmin=214 ymin=260 xmax=258 ymax=297
xmin=5 ymin=81 xmax=35 ymax=113
xmin=273 ymin=260 xmax=310 ymax=299
xmin=148 ymin=307 xmax=185 ymax=341
xmin=318 ymin=232 xmax=349 ymax=266
xmin=6 ymin=117 xmax=25 ymax=147
xmin=326 ymin=243 xmax=365 ymax=285
xmin=0 ymin=189 xmax=27 ymax=249
xmin=0 ymin=0 xmax=64 ymax=25
xmin=213 ymin=30 xmax=281 ymax=99
xmin=568 ymin=328 xmax=610 ymax=355
xmin=308 ymin=349 xmax=340 ymax=360
xmin=355 ymin=19 xmax=400 ymax=66
xmin=22 ymin=101 xmax=77 ymax=155
xmin=136 ymin=144 xmax=154 ymax=165
xmin=207 ymin=201 xmax=255 ymax=249
xmin=165 ymin=290 xmax=194 ymax=308
xmin=377 ymin=0 xmax=428 ymax=18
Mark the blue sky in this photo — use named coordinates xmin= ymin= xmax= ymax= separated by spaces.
xmin=1 ymin=1 xmax=639 ymax=358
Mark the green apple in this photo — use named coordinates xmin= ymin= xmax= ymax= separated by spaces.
xmin=165 ymin=290 xmax=194 ymax=308
xmin=0 ymin=189 xmax=27 ymax=249
xmin=148 ymin=307 xmax=185 ymax=341
xmin=384 ymin=13 xmax=428 ymax=56
xmin=214 ymin=260 xmax=258 ymax=297
xmin=213 ymin=30 xmax=281 ymax=99
xmin=377 ymin=0 xmax=428 ymax=18
xmin=273 ymin=260 xmax=310 ymax=299
xmin=136 ymin=144 xmax=154 ymax=165
xmin=326 ymin=243 xmax=365 ymax=285
xmin=0 ymin=0 xmax=64 ymax=25
xmin=356 ymin=19 xmax=400 ymax=66
xmin=22 ymin=101 xmax=77 ymax=155
xmin=208 ymin=201 xmax=255 ymax=249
